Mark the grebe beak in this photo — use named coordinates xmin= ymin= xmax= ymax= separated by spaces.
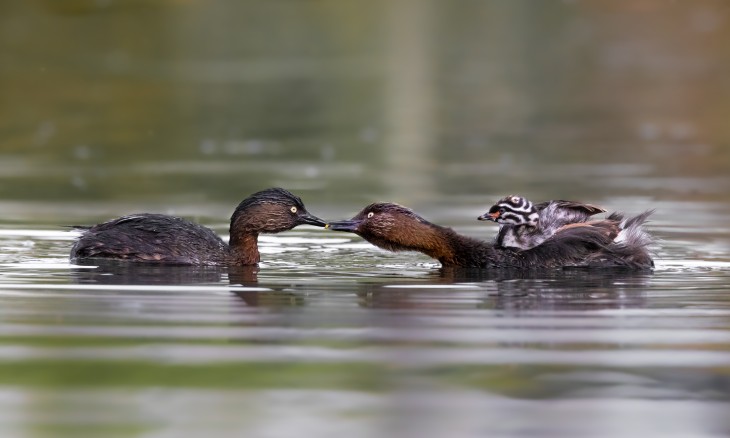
xmin=327 ymin=219 xmax=362 ymax=232
xmin=477 ymin=212 xmax=499 ymax=222
xmin=298 ymin=211 xmax=328 ymax=227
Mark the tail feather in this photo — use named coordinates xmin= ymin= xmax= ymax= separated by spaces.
xmin=612 ymin=210 xmax=655 ymax=268
xmin=615 ymin=210 xmax=653 ymax=245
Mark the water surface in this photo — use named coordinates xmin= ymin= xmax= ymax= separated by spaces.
xmin=2 ymin=1 xmax=730 ymax=437
xmin=1 ymin=204 xmax=729 ymax=437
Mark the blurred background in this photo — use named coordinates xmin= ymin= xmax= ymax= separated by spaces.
xmin=2 ymin=1 xmax=730 ymax=437
xmin=2 ymin=0 xmax=729 ymax=224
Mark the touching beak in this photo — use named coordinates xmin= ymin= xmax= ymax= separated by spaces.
xmin=299 ymin=211 xmax=328 ymax=227
xmin=477 ymin=212 xmax=500 ymax=222
xmin=326 ymin=219 xmax=362 ymax=232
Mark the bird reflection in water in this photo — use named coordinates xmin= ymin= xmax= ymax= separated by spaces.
xmin=71 ymin=259 xmax=228 ymax=285
xmin=70 ymin=260 xmax=306 ymax=307
xmin=354 ymin=268 xmax=650 ymax=312
xmin=70 ymin=260 xmax=650 ymax=312
xmin=472 ymin=268 xmax=651 ymax=311
xmin=228 ymin=266 xmax=307 ymax=307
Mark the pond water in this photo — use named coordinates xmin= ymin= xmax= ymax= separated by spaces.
xmin=2 ymin=1 xmax=730 ymax=437
xmin=1 ymin=199 xmax=729 ymax=437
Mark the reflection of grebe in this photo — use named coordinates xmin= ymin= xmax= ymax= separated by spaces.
xmin=480 ymin=269 xmax=651 ymax=311
xmin=71 ymin=261 xmax=227 ymax=285
xmin=478 ymin=195 xmax=606 ymax=250
xmin=329 ymin=203 xmax=654 ymax=269
xmin=228 ymin=266 xmax=311 ymax=307
xmin=70 ymin=188 xmax=326 ymax=266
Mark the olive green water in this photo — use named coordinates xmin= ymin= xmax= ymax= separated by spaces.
xmin=2 ymin=1 xmax=730 ymax=437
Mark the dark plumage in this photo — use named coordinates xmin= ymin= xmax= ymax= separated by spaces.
xmin=70 ymin=188 xmax=326 ymax=266
xmin=478 ymin=196 xmax=607 ymax=250
xmin=328 ymin=203 xmax=654 ymax=269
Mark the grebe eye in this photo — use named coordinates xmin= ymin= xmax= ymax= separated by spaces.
xmin=290 ymin=206 xmax=298 ymax=214
xmin=367 ymin=212 xmax=374 ymax=218
xmin=499 ymin=208 xmax=505 ymax=214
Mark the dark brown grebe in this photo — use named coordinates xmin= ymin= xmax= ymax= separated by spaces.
xmin=328 ymin=203 xmax=654 ymax=269
xmin=70 ymin=188 xmax=326 ymax=266
xmin=478 ymin=195 xmax=606 ymax=250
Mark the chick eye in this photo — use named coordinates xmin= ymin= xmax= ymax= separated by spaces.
xmin=367 ymin=212 xmax=374 ymax=218
xmin=290 ymin=206 xmax=298 ymax=214
xmin=499 ymin=208 xmax=505 ymax=214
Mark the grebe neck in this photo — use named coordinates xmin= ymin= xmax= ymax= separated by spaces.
xmin=412 ymin=223 xmax=496 ymax=267
xmin=228 ymin=232 xmax=260 ymax=266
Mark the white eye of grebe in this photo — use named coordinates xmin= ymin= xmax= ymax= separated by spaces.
xmin=367 ymin=212 xmax=374 ymax=218
xmin=290 ymin=206 xmax=298 ymax=213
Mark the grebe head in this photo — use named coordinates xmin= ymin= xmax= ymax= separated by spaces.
xmin=478 ymin=195 xmax=539 ymax=226
xmin=231 ymin=188 xmax=326 ymax=234
xmin=327 ymin=203 xmax=434 ymax=252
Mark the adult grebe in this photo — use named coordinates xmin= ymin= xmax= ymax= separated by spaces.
xmin=70 ymin=188 xmax=326 ymax=265
xmin=329 ymin=202 xmax=653 ymax=269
